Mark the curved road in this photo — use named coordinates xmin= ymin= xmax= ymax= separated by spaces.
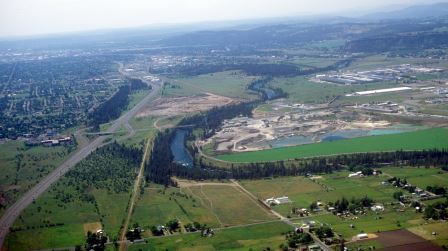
xmin=0 ymin=82 xmax=161 ymax=250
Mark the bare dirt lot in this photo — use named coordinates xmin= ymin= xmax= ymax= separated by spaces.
xmin=136 ymin=93 xmax=234 ymax=117
xmin=357 ymin=229 xmax=443 ymax=251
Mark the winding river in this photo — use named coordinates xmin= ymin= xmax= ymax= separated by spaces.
xmin=170 ymin=78 xmax=281 ymax=166
xmin=170 ymin=129 xmax=193 ymax=167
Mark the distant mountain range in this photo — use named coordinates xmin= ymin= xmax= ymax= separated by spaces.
xmin=362 ymin=2 xmax=448 ymax=20
xmin=2 ymin=2 xmax=448 ymax=51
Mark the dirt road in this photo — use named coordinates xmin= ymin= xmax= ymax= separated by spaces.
xmin=118 ymin=135 xmax=152 ymax=251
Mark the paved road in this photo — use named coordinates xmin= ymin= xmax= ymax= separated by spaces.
xmin=0 ymin=82 xmax=161 ymax=250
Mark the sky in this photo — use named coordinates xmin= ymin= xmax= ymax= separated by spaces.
xmin=0 ymin=0 xmax=445 ymax=38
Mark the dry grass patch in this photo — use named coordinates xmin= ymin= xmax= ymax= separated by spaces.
xmin=240 ymin=176 xmax=323 ymax=199
xmin=83 ymin=222 xmax=102 ymax=235
xmin=186 ymin=185 xmax=275 ymax=226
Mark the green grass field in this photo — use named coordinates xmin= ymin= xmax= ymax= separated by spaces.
xmin=131 ymin=185 xmax=221 ymax=233
xmin=0 ymin=141 xmax=75 ymax=217
xmin=240 ymin=168 xmax=446 ymax=241
xmin=381 ymin=167 xmax=448 ymax=189
xmin=308 ymin=209 xmax=425 ymax=239
xmin=127 ymin=221 xmax=292 ymax=251
xmin=240 ymin=176 xmax=322 ymax=200
xmin=4 ymin=144 xmax=139 ymax=250
xmin=92 ymin=189 xmax=130 ymax=239
xmin=5 ymin=182 xmax=100 ymax=250
xmin=421 ymin=103 xmax=448 ymax=116
xmin=5 ymin=224 xmax=86 ymax=251
xmin=288 ymin=57 xmax=342 ymax=69
xmin=127 ymin=89 xmax=152 ymax=111
xmin=164 ymin=71 xmax=257 ymax=99
xmin=4 ymin=184 xmax=132 ymax=250
xmin=269 ymin=76 xmax=396 ymax=104
xmin=240 ymin=171 xmax=408 ymax=217
xmin=185 ymin=185 xmax=275 ymax=227
xmin=346 ymin=239 xmax=384 ymax=250
xmin=216 ymin=128 xmax=448 ymax=162
xmin=345 ymin=55 xmax=441 ymax=71
xmin=132 ymin=184 xmax=275 ymax=234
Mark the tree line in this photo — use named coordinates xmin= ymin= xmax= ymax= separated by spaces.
xmin=145 ymin=124 xmax=448 ymax=186
xmin=160 ymin=59 xmax=352 ymax=78
xmin=88 ymin=79 xmax=150 ymax=130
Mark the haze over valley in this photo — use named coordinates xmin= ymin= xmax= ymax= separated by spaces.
xmin=1 ymin=1 xmax=448 ymax=251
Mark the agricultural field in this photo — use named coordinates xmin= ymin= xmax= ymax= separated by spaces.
xmin=0 ymin=141 xmax=76 ymax=217
xmin=131 ymin=183 xmax=275 ymax=235
xmin=287 ymin=56 xmax=342 ymax=69
xmin=216 ymin=128 xmax=448 ymax=162
xmin=130 ymin=185 xmax=221 ymax=233
xmin=185 ymin=185 xmax=275 ymax=226
xmin=381 ymin=167 xmax=448 ymax=189
xmin=420 ymin=103 xmax=448 ymax=116
xmin=4 ymin=182 xmax=100 ymax=251
xmin=345 ymin=55 xmax=444 ymax=71
xmin=164 ymin=71 xmax=257 ymax=100
xmin=268 ymin=76 xmax=396 ymax=104
xmin=125 ymin=166 xmax=447 ymax=250
xmin=127 ymin=221 xmax=292 ymax=251
xmin=408 ymin=222 xmax=448 ymax=247
xmin=346 ymin=239 xmax=384 ymax=250
xmin=306 ymin=209 xmax=424 ymax=240
xmin=345 ymin=229 xmax=444 ymax=251
xmin=240 ymin=176 xmax=322 ymax=199
xmin=240 ymin=171 xmax=408 ymax=217
xmin=239 ymin=167 xmax=448 ymax=246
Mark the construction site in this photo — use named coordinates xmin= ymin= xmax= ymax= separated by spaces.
xmin=136 ymin=93 xmax=235 ymax=117
xmin=202 ymin=79 xmax=448 ymax=153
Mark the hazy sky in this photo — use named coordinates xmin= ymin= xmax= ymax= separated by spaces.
xmin=0 ymin=0 xmax=444 ymax=38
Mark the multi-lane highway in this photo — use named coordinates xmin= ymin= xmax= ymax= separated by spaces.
xmin=0 ymin=82 xmax=160 ymax=250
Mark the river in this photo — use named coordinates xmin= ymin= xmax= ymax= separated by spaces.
xmin=170 ymin=129 xmax=193 ymax=167
xmin=170 ymin=78 xmax=280 ymax=166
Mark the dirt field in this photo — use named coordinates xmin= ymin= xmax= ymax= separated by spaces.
xmin=356 ymin=229 xmax=443 ymax=251
xmin=174 ymin=178 xmax=235 ymax=189
xmin=136 ymin=93 xmax=234 ymax=117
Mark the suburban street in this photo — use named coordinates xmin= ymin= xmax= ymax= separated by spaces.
xmin=0 ymin=81 xmax=161 ymax=250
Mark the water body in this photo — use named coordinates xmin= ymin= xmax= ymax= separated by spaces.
xmin=321 ymin=129 xmax=367 ymax=141
xmin=368 ymin=124 xmax=425 ymax=136
xmin=270 ymin=124 xmax=426 ymax=147
xmin=170 ymin=130 xmax=193 ymax=167
xmin=269 ymin=135 xmax=314 ymax=148
xmin=322 ymin=135 xmax=347 ymax=142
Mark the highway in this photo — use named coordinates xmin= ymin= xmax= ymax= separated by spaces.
xmin=0 ymin=82 xmax=161 ymax=250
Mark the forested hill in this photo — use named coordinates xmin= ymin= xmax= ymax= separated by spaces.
xmin=158 ymin=15 xmax=448 ymax=53
xmin=362 ymin=3 xmax=448 ymax=20
xmin=159 ymin=23 xmax=348 ymax=48
xmin=344 ymin=32 xmax=448 ymax=53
